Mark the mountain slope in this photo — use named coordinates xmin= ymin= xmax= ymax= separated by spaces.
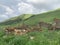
xmin=24 ymin=9 xmax=60 ymax=25
xmin=0 ymin=9 xmax=60 ymax=26
xmin=0 ymin=14 xmax=35 ymax=26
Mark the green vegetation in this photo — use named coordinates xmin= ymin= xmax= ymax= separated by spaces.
xmin=0 ymin=9 xmax=60 ymax=45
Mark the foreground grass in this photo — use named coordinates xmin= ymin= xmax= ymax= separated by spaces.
xmin=0 ymin=28 xmax=60 ymax=45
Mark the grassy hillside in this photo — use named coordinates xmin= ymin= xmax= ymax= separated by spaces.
xmin=1 ymin=9 xmax=60 ymax=26
xmin=0 ymin=14 xmax=35 ymax=26
xmin=24 ymin=9 xmax=60 ymax=25
xmin=0 ymin=9 xmax=60 ymax=45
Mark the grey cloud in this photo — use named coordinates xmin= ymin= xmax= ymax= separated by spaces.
xmin=0 ymin=6 xmax=6 ymax=14
xmin=0 ymin=0 xmax=18 ymax=6
xmin=0 ymin=14 xmax=9 ymax=22
xmin=26 ymin=0 xmax=60 ymax=10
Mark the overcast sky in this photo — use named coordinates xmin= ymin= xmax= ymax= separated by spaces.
xmin=0 ymin=0 xmax=60 ymax=22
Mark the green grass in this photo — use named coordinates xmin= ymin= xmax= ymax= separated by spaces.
xmin=0 ymin=9 xmax=60 ymax=45
xmin=0 ymin=29 xmax=60 ymax=45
